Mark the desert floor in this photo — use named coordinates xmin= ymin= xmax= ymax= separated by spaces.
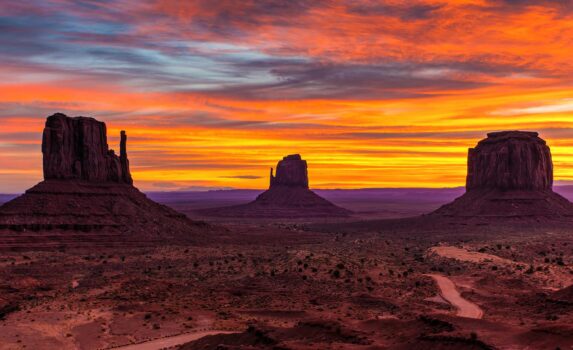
xmin=1 ymin=192 xmax=573 ymax=349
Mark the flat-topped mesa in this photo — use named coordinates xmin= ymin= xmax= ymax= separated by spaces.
xmin=42 ymin=113 xmax=133 ymax=185
xmin=270 ymin=154 xmax=309 ymax=189
xmin=430 ymin=130 xmax=573 ymax=218
xmin=466 ymin=131 xmax=553 ymax=192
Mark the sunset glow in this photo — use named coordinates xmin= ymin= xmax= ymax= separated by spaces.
xmin=2 ymin=0 xmax=573 ymax=192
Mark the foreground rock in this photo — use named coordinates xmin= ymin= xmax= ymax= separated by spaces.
xmin=0 ymin=113 xmax=210 ymax=249
xmin=433 ymin=131 xmax=573 ymax=219
xmin=199 ymin=154 xmax=351 ymax=218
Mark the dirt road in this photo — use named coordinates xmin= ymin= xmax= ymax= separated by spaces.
xmin=109 ymin=330 xmax=237 ymax=350
xmin=428 ymin=274 xmax=484 ymax=319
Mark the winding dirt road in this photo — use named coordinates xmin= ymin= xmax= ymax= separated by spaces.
xmin=109 ymin=330 xmax=237 ymax=350
xmin=428 ymin=274 xmax=484 ymax=319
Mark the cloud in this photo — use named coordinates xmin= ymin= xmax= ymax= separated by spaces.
xmin=491 ymin=99 xmax=573 ymax=116
xmin=179 ymin=185 xmax=235 ymax=191
xmin=0 ymin=0 xmax=566 ymax=101
xmin=348 ymin=2 xmax=445 ymax=21
xmin=149 ymin=0 xmax=319 ymax=34
xmin=483 ymin=0 xmax=573 ymax=14
xmin=220 ymin=175 xmax=263 ymax=179
xmin=151 ymin=181 xmax=179 ymax=188
xmin=187 ymin=57 xmax=538 ymax=100
xmin=183 ymin=59 xmax=506 ymax=100
xmin=328 ymin=130 xmax=487 ymax=140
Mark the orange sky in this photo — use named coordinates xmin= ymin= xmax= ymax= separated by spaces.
xmin=1 ymin=0 xmax=573 ymax=192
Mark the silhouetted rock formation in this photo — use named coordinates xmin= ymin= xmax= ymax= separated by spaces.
xmin=0 ymin=113 xmax=210 ymax=249
xmin=199 ymin=154 xmax=351 ymax=218
xmin=433 ymin=131 xmax=573 ymax=219
xmin=466 ymin=131 xmax=552 ymax=191
xmin=270 ymin=154 xmax=309 ymax=188
xmin=43 ymin=113 xmax=132 ymax=184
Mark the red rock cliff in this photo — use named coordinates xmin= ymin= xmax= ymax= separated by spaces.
xmin=466 ymin=131 xmax=553 ymax=191
xmin=42 ymin=113 xmax=133 ymax=184
xmin=270 ymin=154 xmax=309 ymax=189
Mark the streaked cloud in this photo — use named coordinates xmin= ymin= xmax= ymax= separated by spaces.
xmin=492 ymin=99 xmax=573 ymax=116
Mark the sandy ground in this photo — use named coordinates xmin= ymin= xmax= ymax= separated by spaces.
xmin=111 ymin=330 xmax=238 ymax=350
xmin=429 ymin=246 xmax=514 ymax=265
xmin=428 ymin=274 xmax=484 ymax=319
xmin=2 ymin=221 xmax=573 ymax=349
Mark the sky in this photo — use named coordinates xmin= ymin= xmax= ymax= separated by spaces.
xmin=1 ymin=0 xmax=573 ymax=192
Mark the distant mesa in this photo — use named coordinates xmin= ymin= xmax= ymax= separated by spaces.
xmin=432 ymin=130 xmax=573 ymax=218
xmin=0 ymin=113 xmax=209 ymax=249
xmin=199 ymin=154 xmax=351 ymax=218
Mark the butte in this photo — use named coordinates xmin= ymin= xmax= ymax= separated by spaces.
xmin=432 ymin=131 xmax=573 ymax=219
xmin=0 ymin=113 xmax=210 ymax=249
xmin=199 ymin=154 xmax=351 ymax=218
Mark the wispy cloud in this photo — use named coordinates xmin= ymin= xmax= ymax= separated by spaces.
xmin=492 ymin=99 xmax=573 ymax=116
xmin=220 ymin=175 xmax=263 ymax=179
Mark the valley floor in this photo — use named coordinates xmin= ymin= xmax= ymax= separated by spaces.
xmin=1 ymin=221 xmax=573 ymax=349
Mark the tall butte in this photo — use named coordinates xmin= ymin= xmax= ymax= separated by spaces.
xmin=0 ymin=113 xmax=211 ymax=249
xmin=201 ymin=154 xmax=351 ymax=218
xmin=42 ymin=113 xmax=133 ymax=184
xmin=432 ymin=131 xmax=573 ymax=218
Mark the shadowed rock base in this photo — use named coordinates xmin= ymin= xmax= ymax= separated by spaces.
xmin=0 ymin=113 xmax=212 ymax=250
xmin=0 ymin=180 xmax=210 ymax=249
xmin=200 ymin=186 xmax=351 ymax=218
xmin=432 ymin=189 xmax=573 ymax=219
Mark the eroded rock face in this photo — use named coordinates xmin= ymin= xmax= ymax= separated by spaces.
xmin=270 ymin=154 xmax=309 ymax=189
xmin=42 ymin=113 xmax=133 ymax=184
xmin=0 ymin=113 xmax=211 ymax=248
xmin=432 ymin=130 xmax=573 ymax=219
xmin=466 ymin=131 xmax=553 ymax=191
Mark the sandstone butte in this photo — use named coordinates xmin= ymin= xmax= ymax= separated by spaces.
xmin=199 ymin=154 xmax=351 ymax=218
xmin=42 ymin=113 xmax=133 ymax=184
xmin=433 ymin=131 xmax=573 ymax=218
xmin=0 ymin=113 xmax=211 ymax=249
